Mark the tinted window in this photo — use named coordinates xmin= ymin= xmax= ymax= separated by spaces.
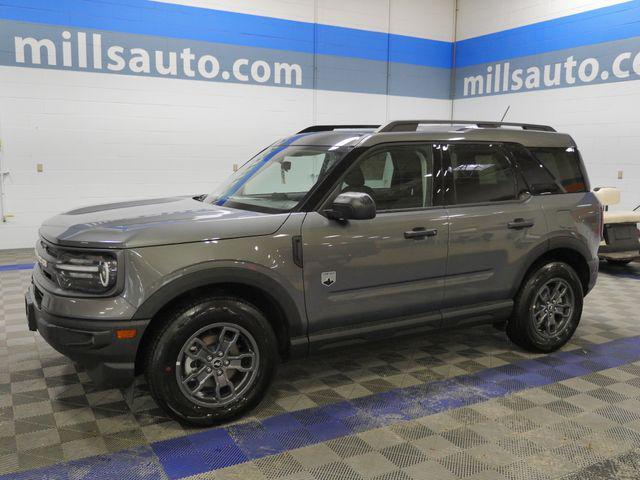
xmin=508 ymin=144 xmax=561 ymax=195
xmin=448 ymin=144 xmax=516 ymax=204
xmin=342 ymin=146 xmax=434 ymax=210
xmin=529 ymin=147 xmax=587 ymax=193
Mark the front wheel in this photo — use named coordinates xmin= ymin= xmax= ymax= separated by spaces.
xmin=144 ymin=296 xmax=278 ymax=426
xmin=507 ymin=262 xmax=583 ymax=353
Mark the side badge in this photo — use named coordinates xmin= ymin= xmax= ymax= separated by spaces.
xmin=321 ymin=271 xmax=336 ymax=287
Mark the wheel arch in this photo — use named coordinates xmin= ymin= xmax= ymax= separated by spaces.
xmin=516 ymin=238 xmax=592 ymax=297
xmin=133 ymin=267 xmax=307 ymax=375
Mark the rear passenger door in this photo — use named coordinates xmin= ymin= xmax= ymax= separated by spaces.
xmin=442 ymin=143 xmax=547 ymax=325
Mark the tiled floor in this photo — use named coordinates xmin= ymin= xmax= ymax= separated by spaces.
xmin=0 ymin=249 xmax=35 ymax=267
xmin=0 ymin=252 xmax=639 ymax=479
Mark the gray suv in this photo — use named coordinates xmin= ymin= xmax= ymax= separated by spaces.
xmin=25 ymin=120 xmax=602 ymax=425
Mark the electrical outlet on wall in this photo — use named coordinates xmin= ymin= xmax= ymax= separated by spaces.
xmin=617 ymin=170 xmax=623 ymax=180
xmin=36 ymin=163 xmax=43 ymax=173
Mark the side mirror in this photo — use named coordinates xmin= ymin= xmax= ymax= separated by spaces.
xmin=325 ymin=192 xmax=376 ymax=220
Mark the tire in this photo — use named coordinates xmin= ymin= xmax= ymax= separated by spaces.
xmin=606 ymin=258 xmax=633 ymax=266
xmin=144 ymin=295 xmax=278 ymax=426
xmin=507 ymin=262 xmax=583 ymax=353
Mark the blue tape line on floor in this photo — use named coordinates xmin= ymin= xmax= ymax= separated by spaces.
xmin=152 ymin=335 xmax=640 ymax=479
xmin=0 ymin=263 xmax=33 ymax=272
xmin=3 ymin=335 xmax=640 ymax=480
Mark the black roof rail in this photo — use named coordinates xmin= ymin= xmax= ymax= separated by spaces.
xmin=297 ymin=125 xmax=380 ymax=134
xmin=378 ymin=120 xmax=556 ymax=133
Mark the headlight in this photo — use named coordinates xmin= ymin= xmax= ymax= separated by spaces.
xmin=54 ymin=251 xmax=118 ymax=294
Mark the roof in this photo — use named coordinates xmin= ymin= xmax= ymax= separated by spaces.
xmin=280 ymin=130 xmax=375 ymax=148
xmin=283 ymin=121 xmax=576 ymax=149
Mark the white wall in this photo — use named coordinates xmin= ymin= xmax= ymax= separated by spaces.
xmin=3 ymin=0 xmax=637 ymax=250
xmin=453 ymin=0 xmax=640 ymax=211
xmin=158 ymin=0 xmax=455 ymax=40
xmin=455 ymin=0 xmax=630 ymax=40
xmin=0 ymin=0 xmax=454 ymax=249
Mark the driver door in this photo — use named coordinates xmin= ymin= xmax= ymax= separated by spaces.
xmin=301 ymin=144 xmax=449 ymax=347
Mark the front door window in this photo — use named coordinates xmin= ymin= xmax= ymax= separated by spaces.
xmin=341 ymin=145 xmax=435 ymax=210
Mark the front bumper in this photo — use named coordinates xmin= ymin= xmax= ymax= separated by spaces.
xmin=26 ymin=284 xmax=149 ymax=386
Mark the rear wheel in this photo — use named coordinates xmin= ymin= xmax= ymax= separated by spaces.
xmin=144 ymin=296 xmax=278 ymax=426
xmin=507 ymin=262 xmax=583 ymax=353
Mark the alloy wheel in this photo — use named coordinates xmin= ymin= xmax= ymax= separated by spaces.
xmin=532 ymin=278 xmax=575 ymax=339
xmin=175 ymin=323 xmax=259 ymax=407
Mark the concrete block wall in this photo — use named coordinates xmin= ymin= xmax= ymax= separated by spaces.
xmin=0 ymin=0 xmax=455 ymax=248
xmin=453 ymin=0 xmax=640 ymax=211
xmin=1 ymin=0 xmax=640 ymax=248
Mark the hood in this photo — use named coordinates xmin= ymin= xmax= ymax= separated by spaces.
xmin=39 ymin=197 xmax=290 ymax=249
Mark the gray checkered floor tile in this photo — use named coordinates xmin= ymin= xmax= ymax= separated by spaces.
xmin=0 ymin=252 xmax=639 ymax=479
xmin=0 ymin=249 xmax=35 ymax=266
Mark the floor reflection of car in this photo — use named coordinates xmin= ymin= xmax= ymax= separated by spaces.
xmin=593 ymin=187 xmax=640 ymax=265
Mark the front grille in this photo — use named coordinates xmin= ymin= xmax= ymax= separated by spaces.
xmin=41 ymin=268 xmax=53 ymax=282
xmin=33 ymin=285 xmax=43 ymax=308
xmin=37 ymin=239 xmax=63 ymax=286
xmin=40 ymin=239 xmax=64 ymax=261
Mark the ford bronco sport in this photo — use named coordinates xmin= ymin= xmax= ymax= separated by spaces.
xmin=25 ymin=120 xmax=601 ymax=425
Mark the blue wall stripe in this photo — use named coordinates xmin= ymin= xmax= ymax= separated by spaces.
xmin=3 ymin=335 xmax=639 ymax=480
xmin=454 ymin=34 xmax=640 ymax=98
xmin=1 ymin=0 xmax=638 ymax=95
xmin=0 ymin=0 xmax=453 ymax=68
xmin=0 ymin=263 xmax=33 ymax=272
xmin=0 ymin=19 xmax=452 ymax=99
xmin=457 ymin=0 xmax=640 ymax=67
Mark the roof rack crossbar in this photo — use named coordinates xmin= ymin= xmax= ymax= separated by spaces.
xmin=378 ymin=120 xmax=556 ymax=133
xmin=297 ymin=125 xmax=380 ymax=134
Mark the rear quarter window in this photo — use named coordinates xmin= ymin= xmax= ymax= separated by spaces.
xmin=528 ymin=147 xmax=588 ymax=193
xmin=508 ymin=144 xmax=561 ymax=195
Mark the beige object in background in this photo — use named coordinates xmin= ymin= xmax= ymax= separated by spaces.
xmin=594 ymin=187 xmax=621 ymax=206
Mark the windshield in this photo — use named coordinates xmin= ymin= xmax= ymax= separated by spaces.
xmin=207 ymin=145 xmax=350 ymax=212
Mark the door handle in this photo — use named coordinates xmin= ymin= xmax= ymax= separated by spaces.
xmin=508 ymin=218 xmax=535 ymax=229
xmin=404 ymin=227 xmax=438 ymax=239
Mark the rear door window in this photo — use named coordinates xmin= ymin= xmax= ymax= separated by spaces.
xmin=528 ymin=147 xmax=588 ymax=193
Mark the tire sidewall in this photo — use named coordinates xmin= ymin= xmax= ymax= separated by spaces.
xmin=518 ymin=262 xmax=583 ymax=352
xmin=147 ymin=298 xmax=278 ymax=425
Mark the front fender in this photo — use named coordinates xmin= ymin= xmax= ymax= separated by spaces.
xmin=132 ymin=261 xmax=306 ymax=338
